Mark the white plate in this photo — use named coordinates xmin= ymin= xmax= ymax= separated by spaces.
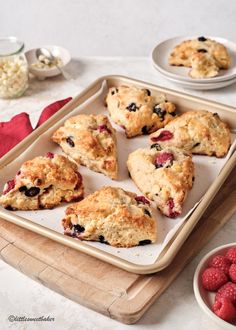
xmin=151 ymin=36 xmax=236 ymax=83
xmin=25 ymin=45 xmax=71 ymax=79
xmin=160 ymin=72 xmax=236 ymax=90
xmin=193 ymin=243 xmax=236 ymax=329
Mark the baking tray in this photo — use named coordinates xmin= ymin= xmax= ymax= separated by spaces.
xmin=0 ymin=75 xmax=236 ymax=274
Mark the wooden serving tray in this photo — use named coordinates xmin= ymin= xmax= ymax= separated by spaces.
xmin=0 ymin=166 xmax=235 ymax=324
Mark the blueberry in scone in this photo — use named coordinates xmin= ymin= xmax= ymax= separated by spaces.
xmin=149 ymin=110 xmax=231 ymax=158
xmin=127 ymin=147 xmax=194 ymax=218
xmin=0 ymin=153 xmax=84 ymax=210
xmin=189 ymin=52 xmax=219 ymax=78
xmin=52 ymin=114 xmax=118 ymax=180
xmin=62 ymin=186 xmax=157 ymax=247
xmin=105 ymin=85 xmax=177 ymax=138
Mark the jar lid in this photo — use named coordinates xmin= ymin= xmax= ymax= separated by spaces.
xmin=0 ymin=37 xmax=24 ymax=56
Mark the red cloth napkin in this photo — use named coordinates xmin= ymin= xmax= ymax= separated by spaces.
xmin=0 ymin=97 xmax=72 ymax=158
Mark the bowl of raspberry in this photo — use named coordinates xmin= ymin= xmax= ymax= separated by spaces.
xmin=193 ymin=243 xmax=236 ymax=329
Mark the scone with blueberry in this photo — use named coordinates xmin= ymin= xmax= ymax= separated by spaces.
xmin=127 ymin=146 xmax=194 ymax=218
xmin=0 ymin=153 xmax=84 ymax=210
xmin=149 ymin=110 xmax=231 ymax=158
xmin=52 ymin=114 xmax=118 ymax=179
xmin=105 ymin=85 xmax=177 ymax=138
xmin=169 ymin=36 xmax=231 ymax=69
xmin=62 ymin=186 xmax=157 ymax=247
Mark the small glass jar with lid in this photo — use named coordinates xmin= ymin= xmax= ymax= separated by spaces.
xmin=0 ymin=37 xmax=29 ymax=99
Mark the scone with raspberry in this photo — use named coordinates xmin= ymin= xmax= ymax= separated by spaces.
xmin=105 ymin=85 xmax=177 ymax=138
xmin=62 ymin=186 xmax=157 ymax=247
xmin=52 ymin=114 xmax=118 ymax=179
xmin=0 ymin=153 xmax=84 ymax=210
xmin=149 ymin=110 xmax=231 ymax=158
xmin=127 ymin=147 xmax=194 ymax=218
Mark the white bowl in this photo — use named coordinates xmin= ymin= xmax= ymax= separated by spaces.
xmin=193 ymin=243 xmax=236 ymax=329
xmin=25 ymin=45 xmax=71 ymax=79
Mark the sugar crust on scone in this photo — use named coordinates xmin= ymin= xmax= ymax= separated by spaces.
xmin=106 ymin=85 xmax=177 ymax=138
xmin=149 ymin=110 xmax=231 ymax=158
xmin=52 ymin=114 xmax=118 ymax=179
xmin=127 ymin=147 xmax=194 ymax=218
xmin=62 ymin=186 xmax=157 ymax=247
xmin=0 ymin=153 xmax=84 ymax=210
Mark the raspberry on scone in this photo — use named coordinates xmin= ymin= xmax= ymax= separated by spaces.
xmin=127 ymin=146 xmax=194 ymax=218
xmin=149 ymin=110 xmax=231 ymax=158
xmin=52 ymin=114 xmax=118 ymax=179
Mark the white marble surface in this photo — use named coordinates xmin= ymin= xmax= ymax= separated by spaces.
xmin=0 ymin=57 xmax=236 ymax=330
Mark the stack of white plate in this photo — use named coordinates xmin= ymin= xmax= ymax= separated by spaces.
xmin=151 ymin=36 xmax=236 ymax=90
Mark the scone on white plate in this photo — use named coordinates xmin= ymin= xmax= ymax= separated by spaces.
xmin=169 ymin=36 xmax=231 ymax=69
xmin=105 ymin=85 xmax=177 ymax=138
xmin=0 ymin=153 xmax=84 ymax=210
xmin=127 ymin=147 xmax=194 ymax=218
xmin=52 ymin=114 xmax=118 ymax=179
xmin=62 ymin=186 xmax=157 ymax=247
xmin=149 ymin=110 xmax=231 ymax=158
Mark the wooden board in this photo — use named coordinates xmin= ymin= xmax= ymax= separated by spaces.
xmin=0 ymin=166 xmax=236 ymax=324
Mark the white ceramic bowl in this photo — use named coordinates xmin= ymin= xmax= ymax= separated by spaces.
xmin=25 ymin=45 xmax=71 ymax=79
xmin=193 ymin=243 xmax=236 ymax=329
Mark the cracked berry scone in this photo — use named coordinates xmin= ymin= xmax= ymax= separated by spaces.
xmin=0 ymin=153 xmax=84 ymax=210
xmin=52 ymin=114 xmax=118 ymax=179
xmin=105 ymin=85 xmax=177 ymax=138
xmin=127 ymin=147 xmax=194 ymax=218
xmin=169 ymin=36 xmax=231 ymax=69
xmin=62 ymin=186 xmax=157 ymax=247
xmin=149 ymin=110 xmax=231 ymax=158
xmin=189 ymin=52 xmax=219 ymax=78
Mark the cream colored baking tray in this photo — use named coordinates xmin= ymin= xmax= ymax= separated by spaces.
xmin=0 ymin=75 xmax=236 ymax=274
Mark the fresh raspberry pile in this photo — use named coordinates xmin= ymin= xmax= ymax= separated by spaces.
xmin=201 ymin=247 xmax=236 ymax=324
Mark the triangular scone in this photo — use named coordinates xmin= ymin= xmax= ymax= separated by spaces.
xmin=52 ymin=114 xmax=118 ymax=179
xmin=127 ymin=147 xmax=194 ymax=218
xmin=149 ymin=111 xmax=231 ymax=158
xmin=169 ymin=37 xmax=230 ymax=69
xmin=105 ymin=85 xmax=177 ymax=138
xmin=62 ymin=186 xmax=157 ymax=247
xmin=0 ymin=153 xmax=84 ymax=211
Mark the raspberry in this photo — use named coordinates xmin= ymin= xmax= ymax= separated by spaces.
xmin=46 ymin=152 xmax=54 ymax=159
xmin=167 ymin=198 xmax=180 ymax=219
xmin=3 ymin=179 xmax=15 ymax=195
xmin=229 ymin=264 xmax=236 ymax=283
xmin=98 ymin=125 xmax=111 ymax=134
xmin=155 ymin=152 xmax=174 ymax=168
xmin=226 ymin=248 xmax=236 ymax=264
xmin=209 ymin=255 xmax=231 ymax=274
xmin=135 ymin=196 xmax=150 ymax=205
xmin=216 ymin=282 xmax=236 ymax=304
xmin=151 ymin=130 xmax=173 ymax=142
xmin=213 ymin=297 xmax=236 ymax=322
xmin=201 ymin=267 xmax=228 ymax=291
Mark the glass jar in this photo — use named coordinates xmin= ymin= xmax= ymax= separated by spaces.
xmin=0 ymin=37 xmax=29 ymax=99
